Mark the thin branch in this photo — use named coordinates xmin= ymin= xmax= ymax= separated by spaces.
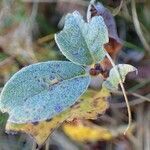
xmin=113 ymin=0 xmax=124 ymax=16
xmin=0 ymin=56 xmax=15 ymax=68
xmin=128 ymin=79 xmax=150 ymax=92
xmin=131 ymin=92 xmax=150 ymax=102
xmin=119 ymin=1 xmax=150 ymax=39
xmin=112 ymin=91 xmax=150 ymax=102
xmin=110 ymin=94 xmax=150 ymax=108
xmin=106 ymin=52 xmax=132 ymax=134
xmin=28 ymin=0 xmax=39 ymax=29
xmin=131 ymin=0 xmax=150 ymax=53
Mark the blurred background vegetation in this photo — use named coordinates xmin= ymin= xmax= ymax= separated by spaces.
xmin=0 ymin=0 xmax=149 ymax=150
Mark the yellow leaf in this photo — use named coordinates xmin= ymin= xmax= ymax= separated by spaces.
xmin=63 ymin=120 xmax=136 ymax=143
xmin=63 ymin=120 xmax=112 ymax=142
xmin=68 ymin=87 xmax=110 ymax=121
xmin=6 ymin=111 xmax=70 ymax=145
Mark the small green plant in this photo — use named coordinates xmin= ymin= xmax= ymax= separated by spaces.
xmin=0 ymin=6 xmax=137 ymax=145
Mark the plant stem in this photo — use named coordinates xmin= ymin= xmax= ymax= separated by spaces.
xmin=106 ymin=52 xmax=131 ymax=134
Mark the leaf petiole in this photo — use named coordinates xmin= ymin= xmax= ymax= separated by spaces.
xmin=105 ymin=51 xmax=131 ymax=134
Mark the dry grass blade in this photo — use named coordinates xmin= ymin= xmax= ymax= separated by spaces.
xmin=113 ymin=0 xmax=124 ymax=16
xmin=113 ymin=91 xmax=150 ymax=102
xmin=131 ymin=0 xmax=150 ymax=53
xmin=111 ymin=94 xmax=150 ymax=108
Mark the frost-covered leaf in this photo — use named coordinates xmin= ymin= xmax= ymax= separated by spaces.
xmin=103 ymin=64 xmax=137 ymax=90
xmin=55 ymin=11 xmax=108 ymax=66
xmin=87 ymin=1 xmax=122 ymax=70
xmin=87 ymin=1 xmax=122 ymax=45
xmin=6 ymin=88 xmax=110 ymax=145
xmin=0 ymin=61 xmax=90 ymax=123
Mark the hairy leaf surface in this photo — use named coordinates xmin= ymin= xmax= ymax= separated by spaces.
xmin=87 ymin=1 xmax=123 ymax=70
xmin=55 ymin=11 xmax=108 ymax=66
xmin=6 ymin=88 xmax=110 ymax=145
xmin=0 ymin=61 xmax=90 ymax=123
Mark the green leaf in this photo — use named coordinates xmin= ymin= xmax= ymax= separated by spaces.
xmin=0 ymin=61 xmax=90 ymax=123
xmin=102 ymin=64 xmax=137 ymax=90
xmin=55 ymin=11 xmax=108 ymax=66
